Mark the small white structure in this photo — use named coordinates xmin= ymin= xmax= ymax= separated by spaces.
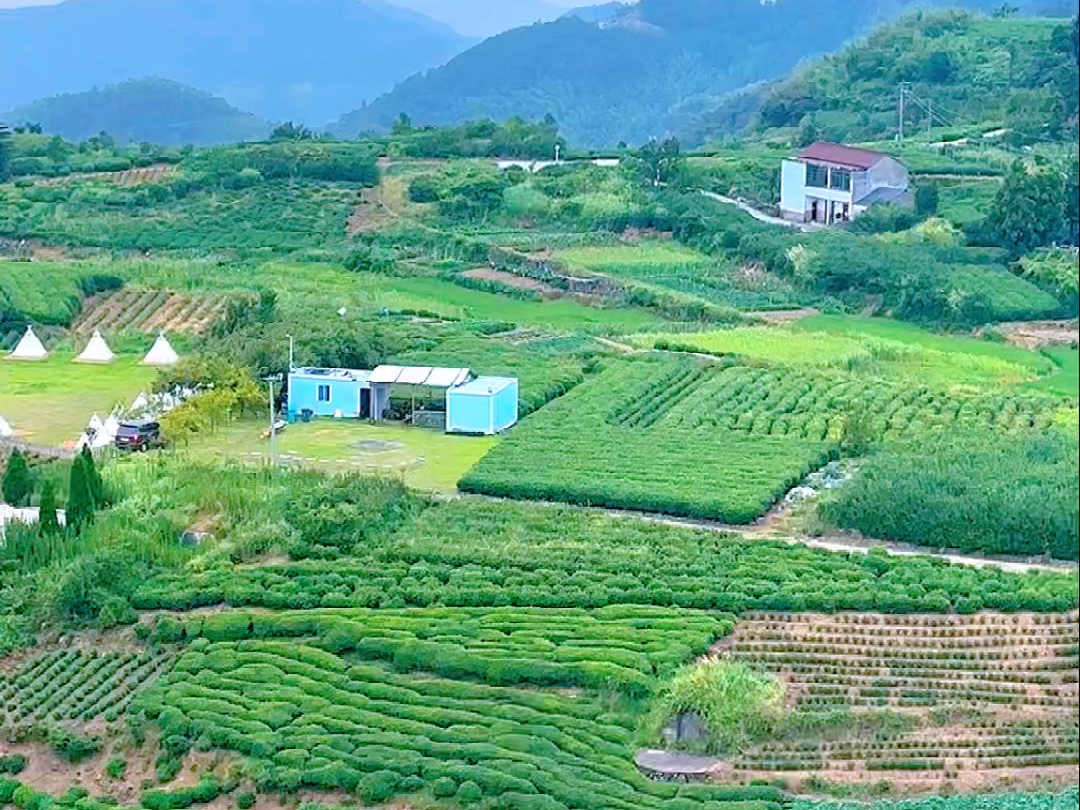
xmin=91 ymin=414 xmax=120 ymax=449
xmin=780 ymin=142 xmax=911 ymax=225
xmin=76 ymin=330 xmax=116 ymax=364
xmin=142 ymin=333 xmax=180 ymax=367
xmin=0 ymin=503 xmax=66 ymax=537
xmin=8 ymin=326 xmax=48 ymax=361
xmin=0 ymin=415 xmax=14 ymax=439
xmin=130 ymin=392 xmax=150 ymax=413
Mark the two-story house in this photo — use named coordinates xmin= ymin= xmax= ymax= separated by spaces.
xmin=779 ymin=142 xmax=911 ymax=225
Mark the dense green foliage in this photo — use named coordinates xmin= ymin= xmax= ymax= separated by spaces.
xmin=791 ymin=789 xmax=1080 ymax=810
xmin=1 ymin=448 xmax=32 ymax=507
xmin=134 ymin=621 xmax=783 ymax=809
xmin=752 ymin=13 xmax=1079 ymax=145
xmin=822 ymin=431 xmax=1080 ymax=561
xmin=136 ymin=495 xmax=1079 ymax=615
xmin=461 ymin=359 xmax=838 ymax=523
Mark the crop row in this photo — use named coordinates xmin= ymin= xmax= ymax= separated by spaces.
xmin=75 ymin=289 xmax=228 ymax=335
xmin=460 ymin=360 xmax=837 ymax=523
xmin=0 ymin=650 xmax=177 ymax=728
xmin=150 ymin=606 xmax=731 ymax=699
xmin=133 ymin=499 xmax=1080 ymax=615
xmin=660 ymin=366 xmax=1063 ymax=440
xmin=134 ymin=637 xmax=784 ymax=810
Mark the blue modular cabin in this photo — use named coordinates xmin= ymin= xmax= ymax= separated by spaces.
xmin=287 ymin=367 xmax=373 ymax=420
xmin=446 ymin=377 xmax=519 ymax=435
xmin=286 ymin=365 xmax=518 ymax=434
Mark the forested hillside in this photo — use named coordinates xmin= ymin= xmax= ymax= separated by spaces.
xmin=0 ymin=0 xmax=468 ymax=124
xmin=331 ymin=0 xmax=1072 ymax=145
xmin=746 ymin=11 xmax=1079 ymax=145
xmin=3 ymin=79 xmax=271 ymax=147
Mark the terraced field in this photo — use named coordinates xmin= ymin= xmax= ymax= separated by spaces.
xmin=0 ymin=649 xmax=178 ymax=731
xmin=73 ymin=289 xmax=232 ymax=335
xmin=719 ymin=612 xmax=1080 ymax=790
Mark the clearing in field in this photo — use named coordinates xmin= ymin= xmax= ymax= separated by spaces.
xmin=184 ymin=419 xmax=497 ymax=492
xmin=0 ymin=354 xmax=156 ymax=446
xmin=706 ymin=611 xmax=1079 ymax=791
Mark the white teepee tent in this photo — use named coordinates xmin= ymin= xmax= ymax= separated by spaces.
xmin=130 ymin=392 xmax=150 ymax=413
xmin=87 ymin=413 xmax=104 ymax=434
xmin=92 ymin=414 xmax=120 ymax=449
xmin=142 ymin=333 xmax=179 ymax=366
xmin=76 ymin=330 xmax=115 ymax=364
xmin=8 ymin=326 xmax=48 ymax=361
xmin=0 ymin=415 xmax=14 ymax=439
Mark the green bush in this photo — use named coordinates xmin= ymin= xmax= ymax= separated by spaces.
xmin=0 ymin=757 xmax=26 ymax=777
xmin=431 ymin=777 xmax=457 ymax=798
xmin=48 ymin=729 xmax=101 ymax=764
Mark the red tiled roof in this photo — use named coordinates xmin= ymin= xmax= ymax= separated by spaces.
xmin=797 ymin=142 xmax=891 ymax=170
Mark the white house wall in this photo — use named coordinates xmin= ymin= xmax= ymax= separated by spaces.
xmin=780 ymin=159 xmax=807 ymax=218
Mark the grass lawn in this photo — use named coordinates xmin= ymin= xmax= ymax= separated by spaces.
xmin=1026 ymin=348 xmax=1080 ymax=397
xmin=0 ymin=353 xmax=156 ymax=446
xmin=183 ymin=418 xmax=497 ymax=492
xmin=555 ymin=243 xmax=711 ymax=275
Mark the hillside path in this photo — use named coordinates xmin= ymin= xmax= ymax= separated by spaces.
xmin=697 ymin=189 xmax=814 ymax=231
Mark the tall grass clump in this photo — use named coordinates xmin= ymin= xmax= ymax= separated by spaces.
xmin=650 ymin=660 xmax=786 ymax=754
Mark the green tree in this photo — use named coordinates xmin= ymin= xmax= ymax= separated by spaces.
xmin=2 ymin=449 xmax=33 ymax=507
xmin=38 ymin=479 xmax=62 ymax=537
xmin=915 ymin=184 xmax=940 ymax=217
xmin=0 ymin=125 xmax=12 ymax=182
xmin=80 ymin=446 xmax=107 ymax=507
xmin=66 ymin=455 xmax=96 ymax=534
xmin=796 ymin=116 xmax=821 ymax=148
xmin=634 ymin=137 xmax=683 ymax=187
xmin=270 ymin=121 xmax=314 ymax=141
xmin=982 ymin=160 xmax=1068 ymax=254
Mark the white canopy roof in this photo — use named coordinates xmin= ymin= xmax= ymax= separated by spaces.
xmin=76 ymin=330 xmax=115 ymax=364
xmin=143 ymin=333 xmax=180 ymax=366
xmin=0 ymin=415 xmax=14 ymax=439
xmin=9 ymin=326 xmax=48 ymax=360
xmin=370 ymin=365 xmax=471 ymax=388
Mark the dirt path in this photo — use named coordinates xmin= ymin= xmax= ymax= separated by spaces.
xmin=698 ymin=189 xmax=817 ymax=231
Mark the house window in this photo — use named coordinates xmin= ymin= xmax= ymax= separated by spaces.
xmin=317 ymin=384 xmax=331 ymax=403
xmin=806 ymin=163 xmax=829 ymax=188
xmin=829 ymin=169 xmax=852 ymax=192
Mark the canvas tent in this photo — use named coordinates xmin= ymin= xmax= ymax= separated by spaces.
xmin=91 ymin=414 xmax=120 ymax=449
xmin=0 ymin=415 xmax=14 ymax=439
xmin=8 ymin=326 xmax=48 ymax=360
xmin=142 ymin=333 xmax=179 ymax=367
xmin=76 ymin=330 xmax=115 ymax=364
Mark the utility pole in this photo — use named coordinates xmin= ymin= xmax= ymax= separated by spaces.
xmin=897 ymin=82 xmax=909 ymax=143
xmin=285 ymin=333 xmax=295 ymax=371
xmin=926 ymin=98 xmax=933 ymax=134
xmin=554 ymin=143 xmax=561 ymax=164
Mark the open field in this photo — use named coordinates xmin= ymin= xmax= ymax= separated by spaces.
xmin=719 ymin=611 xmax=1079 ymax=790
xmin=184 ymin=419 xmax=497 ymax=492
xmin=0 ymin=353 xmax=155 ymax=446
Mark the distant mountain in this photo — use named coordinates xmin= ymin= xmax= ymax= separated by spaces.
xmin=560 ymin=2 xmax=629 ymax=24
xmin=3 ymin=78 xmax=272 ymax=146
xmin=381 ymin=0 xmax=564 ymax=38
xmin=0 ymin=0 xmax=469 ymax=125
xmin=329 ymin=0 xmax=1071 ymax=147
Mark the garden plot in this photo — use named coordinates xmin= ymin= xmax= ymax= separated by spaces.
xmin=73 ymin=290 xmax=231 ymax=335
xmin=718 ymin=611 xmax=1080 ymax=790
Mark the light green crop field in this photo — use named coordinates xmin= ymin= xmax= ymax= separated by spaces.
xmin=0 ymin=353 xmax=156 ymax=446
xmin=556 ymin=243 xmax=712 ymax=272
xmin=119 ymin=259 xmax=659 ymax=330
xmin=183 ymin=418 xmax=497 ymax=492
xmin=637 ymin=315 xmax=1062 ymax=390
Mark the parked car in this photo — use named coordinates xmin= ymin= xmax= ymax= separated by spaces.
xmin=114 ymin=420 xmax=164 ymax=452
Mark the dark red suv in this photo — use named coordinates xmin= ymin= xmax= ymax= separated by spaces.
xmin=114 ymin=420 xmax=164 ymax=452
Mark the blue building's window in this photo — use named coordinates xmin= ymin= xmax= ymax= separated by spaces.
xmin=317 ymin=384 xmax=331 ymax=403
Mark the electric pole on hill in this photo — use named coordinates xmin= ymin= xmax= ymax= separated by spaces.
xmin=897 ymin=82 xmax=910 ymax=142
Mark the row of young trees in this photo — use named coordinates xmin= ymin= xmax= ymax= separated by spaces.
xmin=1 ymin=447 xmax=106 ymax=538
